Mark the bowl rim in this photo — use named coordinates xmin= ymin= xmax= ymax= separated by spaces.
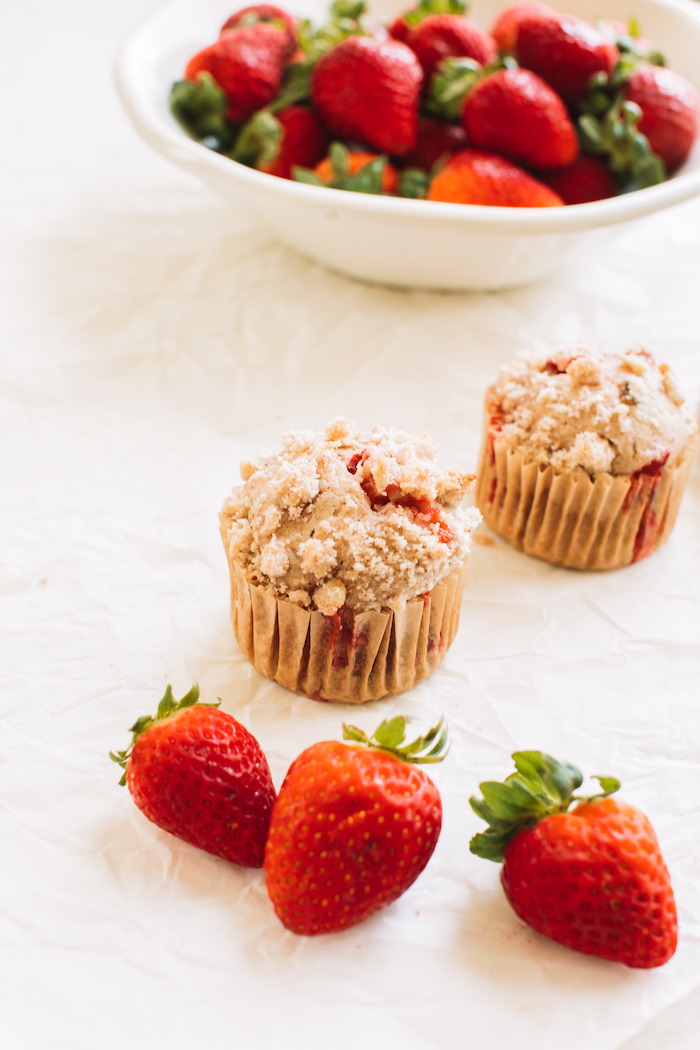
xmin=115 ymin=0 xmax=700 ymax=235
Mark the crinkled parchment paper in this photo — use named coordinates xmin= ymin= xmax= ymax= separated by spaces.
xmin=1 ymin=2 xmax=700 ymax=1047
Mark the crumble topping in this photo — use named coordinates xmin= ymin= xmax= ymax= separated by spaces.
xmin=221 ymin=418 xmax=481 ymax=614
xmin=486 ymin=348 xmax=695 ymax=476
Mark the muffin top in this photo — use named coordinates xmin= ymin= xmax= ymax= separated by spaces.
xmin=486 ymin=347 xmax=695 ymax=476
xmin=221 ymin=418 xmax=481 ymax=614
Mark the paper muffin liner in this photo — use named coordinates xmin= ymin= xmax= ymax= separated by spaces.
xmin=475 ymin=418 xmax=696 ymax=570
xmin=219 ymin=518 xmax=467 ymax=702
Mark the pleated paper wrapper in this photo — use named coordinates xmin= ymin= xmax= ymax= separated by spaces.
xmin=475 ymin=420 xmax=696 ymax=571
xmin=220 ymin=519 xmax=467 ymax=702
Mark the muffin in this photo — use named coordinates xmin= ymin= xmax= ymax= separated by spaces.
xmin=220 ymin=418 xmax=481 ymax=702
xmin=476 ymin=347 xmax=696 ymax=570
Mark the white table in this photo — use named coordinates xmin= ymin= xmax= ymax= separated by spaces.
xmin=2 ymin=2 xmax=699 ymax=1047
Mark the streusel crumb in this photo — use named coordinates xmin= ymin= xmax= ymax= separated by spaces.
xmin=486 ymin=347 xmax=695 ymax=476
xmin=221 ymin=418 xmax=481 ymax=613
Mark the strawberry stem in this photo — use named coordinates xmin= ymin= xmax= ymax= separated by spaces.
xmin=469 ymin=752 xmax=620 ymax=862
xmin=425 ymin=54 xmax=514 ymax=121
xmin=109 ymin=684 xmax=220 ymax=786
xmin=343 ymin=715 xmax=449 ymax=764
xmin=576 ymin=53 xmax=666 ymax=190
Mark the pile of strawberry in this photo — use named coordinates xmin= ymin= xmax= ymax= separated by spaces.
xmin=111 ymin=685 xmax=678 ymax=966
xmin=171 ymin=0 xmax=699 ymax=207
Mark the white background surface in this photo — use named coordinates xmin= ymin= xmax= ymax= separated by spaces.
xmin=2 ymin=1 xmax=700 ymax=1047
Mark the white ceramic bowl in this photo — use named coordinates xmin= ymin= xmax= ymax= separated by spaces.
xmin=116 ymin=0 xmax=700 ymax=290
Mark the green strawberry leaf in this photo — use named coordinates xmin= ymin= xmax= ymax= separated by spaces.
xmin=425 ymin=57 xmax=482 ymax=120
xmin=169 ymin=73 xmax=237 ymax=152
xmin=294 ymin=150 xmax=390 ymax=195
xmin=270 ymin=62 xmax=313 ymax=111
xmin=470 ymin=752 xmax=622 ymax=862
xmin=292 ymin=167 xmax=327 ymax=186
xmin=404 ymin=0 xmax=468 ymax=28
xmin=110 ymin=684 xmax=219 ymax=785
xmin=230 ymin=110 xmax=283 ymax=167
xmin=335 ymin=157 xmax=387 ymax=194
xmin=577 ymin=91 xmax=665 ymax=191
xmin=374 ymin=716 xmax=409 ymax=750
xmin=297 ymin=0 xmax=370 ymax=64
xmin=343 ymin=714 xmax=450 ymax=764
xmin=425 ymin=54 xmax=514 ymax=121
xmin=329 ymin=141 xmax=350 ymax=179
xmin=399 ymin=168 xmax=430 ymax=199
xmin=589 ymin=776 xmax=621 ymax=798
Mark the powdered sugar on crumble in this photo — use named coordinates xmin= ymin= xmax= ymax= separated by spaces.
xmin=486 ymin=347 xmax=695 ymax=476
xmin=221 ymin=418 xmax=481 ymax=614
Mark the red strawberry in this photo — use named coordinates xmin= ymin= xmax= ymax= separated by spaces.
xmin=311 ymin=36 xmax=423 ymax=155
xmin=185 ymin=22 xmax=289 ymax=123
xmin=427 ymin=149 xmax=563 ymax=206
xmin=264 ymin=716 xmax=447 ymax=935
xmin=259 ymin=106 xmax=329 ymax=179
xmin=491 ymin=3 xmax=553 ymax=53
xmin=513 ymin=10 xmax=619 ymax=105
xmin=461 ymin=68 xmax=579 ymax=169
xmin=470 ymin=751 xmax=678 ymax=968
xmin=400 ymin=115 xmax=468 ymax=171
xmin=625 ymin=65 xmax=700 ymax=172
xmin=220 ymin=4 xmax=297 ymax=54
xmin=406 ymin=15 xmax=497 ymax=81
xmin=389 ymin=13 xmax=414 ymax=45
xmin=111 ymin=685 xmax=276 ymax=868
xmin=539 ymin=154 xmax=618 ymax=204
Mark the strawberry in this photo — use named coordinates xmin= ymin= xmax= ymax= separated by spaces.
xmin=185 ymin=22 xmax=289 ymax=123
xmin=110 ymin=685 xmax=276 ymax=868
xmin=264 ymin=716 xmax=447 ymax=935
xmin=220 ymin=5 xmax=297 ymax=54
xmin=625 ymin=65 xmax=700 ymax=172
xmin=406 ymin=15 xmax=497 ymax=81
xmin=470 ymin=751 xmax=678 ymax=968
xmin=490 ymin=2 xmax=553 ymax=54
xmin=315 ymin=149 xmax=399 ymax=192
xmin=539 ymin=154 xmax=618 ymax=204
xmin=389 ymin=14 xmax=414 ymax=45
xmin=258 ymin=105 xmax=329 ymax=178
xmin=512 ymin=10 xmax=619 ymax=104
xmin=461 ymin=68 xmax=579 ymax=170
xmin=311 ymin=35 xmax=423 ymax=155
xmin=427 ymin=149 xmax=563 ymax=206
xmin=399 ymin=115 xmax=468 ymax=171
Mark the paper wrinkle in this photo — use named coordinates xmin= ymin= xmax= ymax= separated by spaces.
xmin=3 ymin=3 xmax=700 ymax=1044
